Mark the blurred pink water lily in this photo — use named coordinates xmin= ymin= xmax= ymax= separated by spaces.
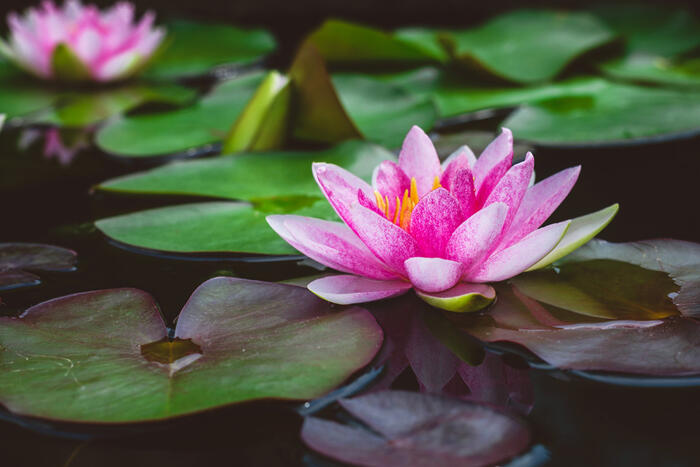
xmin=268 ymin=126 xmax=618 ymax=312
xmin=0 ymin=1 xmax=164 ymax=82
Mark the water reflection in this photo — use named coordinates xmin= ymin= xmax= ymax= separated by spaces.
xmin=19 ymin=127 xmax=91 ymax=167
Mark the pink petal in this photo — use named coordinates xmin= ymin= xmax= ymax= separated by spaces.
xmin=482 ymin=153 xmax=534 ymax=232
xmin=440 ymin=146 xmax=475 ymax=189
xmin=267 ymin=215 xmax=397 ymax=280
xmin=450 ymin=167 xmax=477 ymax=218
xmin=357 ymin=189 xmax=383 ymax=216
xmin=409 ymin=188 xmax=464 ymax=257
xmin=466 ymin=221 xmax=570 ymax=282
xmin=372 ymin=160 xmax=411 ymax=216
xmin=473 ymin=128 xmax=513 ymax=200
xmin=313 ymin=162 xmax=375 ymax=221
xmin=500 ymin=166 xmax=581 ymax=248
xmin=397 ymin=126 xmax=441 ymax=197
xmin=404 ymin=257 xmax=462 ymax=293
xmin=308 ymin=275 xmax=412 ymax=305
xmin=446 ymin=202 xmax=509 ymax=271
xmin=346 ymin=205 xmax=418 ymax=275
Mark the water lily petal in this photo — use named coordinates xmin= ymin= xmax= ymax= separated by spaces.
xmin=441 ymin=146 xmax=476 ymax=189
xmin=416 ymin=283 xmax=496 ymax=313
xmin=308 ymin=275 xmax=412 ymax=305
xmin=404 ymin=257 xmax=462 ymax=293
xmin=446 ymin=202 xmax=508 ymax=271
xmin=372 ymin=160 xmax=411 ymax=218
xmin=467 ymin=221 xmax=570 ymax=282
xmin=409 ymin=188 xmax=464 ymax=257
xmin=398 ymin=125 xmax=441 ymax=197
xmin=473 ymin=128 xmax=513 ymax=199
xmin=313 ymin=162 xmax=375 ymax=221
xmin=347 ymin=205 xmax=418 ymax=275
xmin=450 ymin=167 xmax=477 ymax=218
xmin=267 ymin=215 xmax=397 ymax=280
xmin=501 ymin=166 xmax=581 ymax=247
xmin=482 ymin=153 xmax=534 ymax=231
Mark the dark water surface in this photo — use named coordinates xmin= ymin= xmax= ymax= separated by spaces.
xmin=1 ymin=125 xmax=699 ymax=466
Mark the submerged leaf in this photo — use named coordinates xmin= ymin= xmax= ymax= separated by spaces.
xmin=302 ymin=390 xmax=531 ymax=467
xmin=0 ymin=243 xmax=76 ymax=291
xmin=0 ymin=278 xmax=382 ymax=422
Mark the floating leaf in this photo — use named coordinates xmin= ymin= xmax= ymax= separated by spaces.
xmin=0 ymin=278 xmax=382 ymax=422
xmin=96 ymin=200 xmax=337 ymax=256
xmin=307 ymin=19 xmax=447 ymax=64
xmin=30 ymin=83 xmax=197 ymax=128
xmin=98 ymin=140 xmax=391 ymax=199
xmin=594 ymin=6 xmax=700 ymax=87
xmin=0 ymin=243 xmax=76 ymax=291
xmin=503 ymin=80 xmax=700 ymax=145
xmin=95 ymin=72 xmax=264 ymax=157
xmin=442 ymin=9 xmax=615 ymax=83
xmin=0 ymin=60 xmax=60 ymax=119
xmin=302 ymin=390 xmax=531 ymax=467
xmin=143 ymin=21 xmax=276 ymax=79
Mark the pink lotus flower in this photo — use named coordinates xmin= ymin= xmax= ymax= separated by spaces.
xmin=1 ymin=1 xmax=164 ymax=82
xmin=267 ymin=126 xmax=618 ymax=312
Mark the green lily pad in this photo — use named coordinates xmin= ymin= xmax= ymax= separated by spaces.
xmin=0 ymin=278 xmax=382 ymax=423
xmin=96 ymin=200 xmax=337 ymax=256
xmin=513 ymin=260 xmax=680 ymax=320
xmin=30 ymin=83 xmax=197 ymax=128
xmin=143 ymin=20 xmax=276 ymax=79
xmin=98 ymin=140 xmax=392 ymax=199
xmin=594 ymin=6 xmax=700 ymax=87
xmin=0 ymin=243 xmax=77 ymax=291
xmin=441 ymin=9 xmax=615 ymax=83
xmin=95 ymin=72 xmax=264 ymax=157
xmin=307 ymin=19 xmax=447 ymax=64
xmin=331 ymin=73 xmax=438 ymax=148
xmin=416 ymin=283 xmax=496 ymax=313
xmin=503 ymin=80 xmax=700 ymax=145
xmin=0 ymin=59 xmax=60 ymax=120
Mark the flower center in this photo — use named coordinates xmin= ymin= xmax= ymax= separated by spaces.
xmin=374 ymin=176 xmax=441 ymax=230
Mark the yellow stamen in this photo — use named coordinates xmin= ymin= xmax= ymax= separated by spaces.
xmin=432 ymin=175 xmax=442 ymax=190
xmin=410 ymin=178 xmax=419 ymax=204
xmin=392 ymin=196 xmax=400 ymax=224
xmin=384 ymin=195 xmax=390 ymax=217
xmin=374 ymin=190 xmax=386 ymax=213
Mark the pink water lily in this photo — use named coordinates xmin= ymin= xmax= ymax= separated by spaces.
xmin=1 ymin=1 xmax=164 ymax=82
xmin=267 ymin=126 xmax=618 ymax=312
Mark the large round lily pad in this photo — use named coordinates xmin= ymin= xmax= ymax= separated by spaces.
xmin=95 ymin=72 xmax=264 ymax=157
xmin=0 ymin=278 xmax=382 ymax=423
xmin=143 ymin=20 xmax=276 ymax=79
xmin=441 ymin=9 xmax=615 ymax=83
xmin=302 ymin=390 xmax=531 ymax=467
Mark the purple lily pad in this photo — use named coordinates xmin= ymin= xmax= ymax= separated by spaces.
xmin=0 ymin=278 xmax=383 ymax=423
xmin=0 ymin=243 xmax=76 ymax=291
xmin=301 ymin=390 xmax=531 ymax=467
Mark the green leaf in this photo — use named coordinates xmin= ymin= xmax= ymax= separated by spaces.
xmin=601 ymin=55 xmax=700 ymax=88
xmin=513 ymin=260 xmax=680 ymax=320
xmin=0 ymin=278 xmax=382 ymax=422
xmin=51 ymin=43 xmax=92 ymax=82
xmin=29 ymin=83 xmax=197 ymax=128
xmin=96 ymin=200 xmax=338 ymax=256
xmin=143 ymin=20 xmax=276 ymax=79
xmin=527 ymin=204 xmax=619 ymax=271
xmin=442 ymin=9 xmax=615 ymax=83
xmin=95 ymin=72 xmax=264 ymax=157
xmin=503 ymin=80 xmax=700 ymax=145
xmin=223 ymin=71 xmax=291 ymax=153
xmin=98 ymin=140 xmax=392 ymax=200
xmin=332 ymin=73 xmax=438 ymax=148
xmin=308 ymin=19 xmax=447 ymax=64
xmin=416 ymin=283 xmax=496 ymax=313
xmin=0 ymin=72 xmax=60 ymax=120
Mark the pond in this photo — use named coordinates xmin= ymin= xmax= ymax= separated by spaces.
xmin=0 ymin=2 xmax=699 ymax=467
